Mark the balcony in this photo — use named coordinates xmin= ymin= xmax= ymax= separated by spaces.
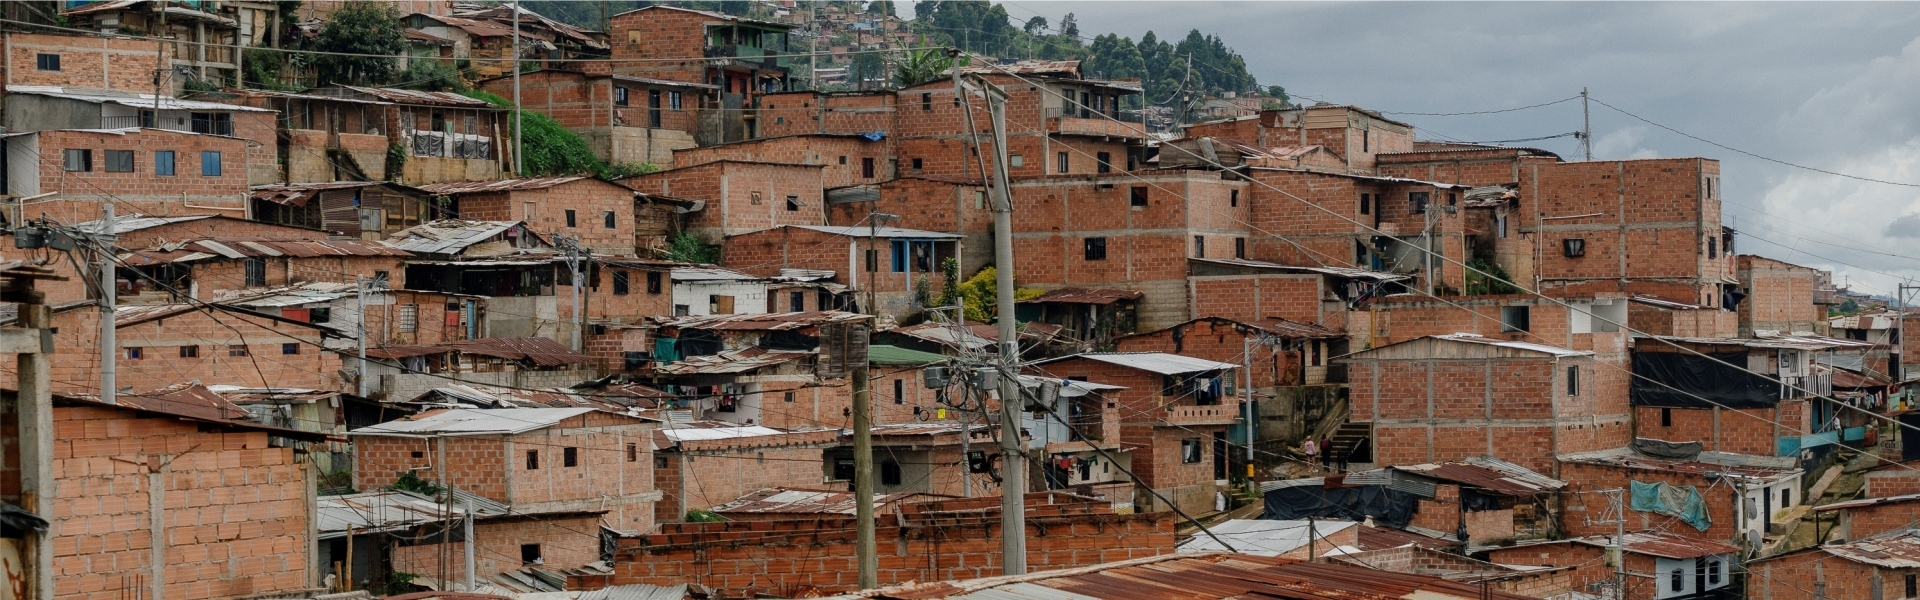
xmin=704 ymin=45 xmax=789 ymax=70
xmin=1160 ymin=402 xmax=1240 ymax=426
xmin=1045 ymin=106 xmax=1145 ymax=139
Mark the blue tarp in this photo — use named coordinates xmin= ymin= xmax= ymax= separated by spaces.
xmin=1630 ymin=480 xmax=1711 ymax=531
xmin=859 ymin=131 xmax=886 ymax=141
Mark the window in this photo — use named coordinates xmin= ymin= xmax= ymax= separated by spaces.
xmin=180 ymin=345 xmax=199 ymax=358
xmin=673 ymin=304 xmax=689 ymax=316
xmin=1501 ymin=306 xmax=1531 ymax=332
xmin=243 ymin=258 xmax=267 ymax=286
xmin=1661 ymin=407 xmax=1672 ymax=427
xmin=605 ymin=210 xmax=617 ymax=228
xmin=1707 ymin=237 xmax=1717 ymax=259
xmin=1708 ymin=559 xmax=1721 ymax=585
xmin=1781 ymin=488 xmax=1792 ymax=507
xmin=710 ymin=294 xmax=734 ymax=314
xmin=648 ymin=90 xmax=662 ymax=128
xmin=126 ymin=347 xmax=143 ymax=360
xmin=911 ymin=158 xmax=923 ymax=171
xmin=1181 ymin=439 xmax=1203 ymax=463
xmin=865 ymin=248 xmax=879 ymax=272
xmin=838 ymin=155 xmax=847 ymax=165
xmin=785 ymin=195 xmax=800 ymax=211
xmin=227 ymin=345 xmax=248 ymax=357
xmin=398 ymin=304 xmax=419 ymax=333
xmin=1084 ymin=237 xmax=1107 ymax=261
xmin=1705 ymin=177 xmax=1714 ymax=199
xmin=627 ymin=443 xmax=638 ymax=462
xmin=1235 ymin=238 xmax=1246 ymax=259
xmin=1670 ymin=569 xmax=1684 ymax=593
xmin=1359 ymin=193 xmax=1371 ymax=215
xmin=200 ymin=150 xmax=222 ymax=176
xmin=791 ymin=291 xmax=805 ymax=311
xmin=1567 ymin=365 xmax=1579 ymax=396
xmin=655 ymin=455 xmax=669 ymax=469
xmin=1906 ymin=574 xmax=1916 ymax=599
xmin=560 ymin=209 xmax=575 ymax=227
xmin=881 ymin=460 xmax=902 ymax=485
xmin=862 ymin=157 xmax=875 ymax=178
xmin=750 ymin=191 xmax=763 ymax=205
xmin=282 ymin=343 xmax=299 ymax=355
xmin=785 ymin=391 xmax=796 ymax=403
xmin=614 ymin=87 xmax=630 ymax=106
xmin=563 ymin=447 xmax=578 ymax=467
xmin=922 ymin=92 xmax=933 ymax=111
xmin=1562 ymin=238 xmax=1586 ymax=258
xmin=1009 ymin=155 xmax=1023 ymax=167
xmin=190 ymin=112 xmax=232 ymax=135
xmin=1194 ymin=235 xmax=1205 ymax=258
xmin=526 ymin=450 xmax=540 ymax=469
xmin=1231 ymin=190 xmax=1239 ymax=207
xmin=1497 ymin=214 xmax=1508 ymax=238
xmin=34 ymin=53 xmax=59 ymax=71
xmin=105 ymin=150 xmax=133 ymax=172
xmin=1130 ymin=186 xmax=1148 ymax=207
xmin=669 ymin=92 xmax=682 ymax=110
xmin=154 ymin=150 xmax=175 ymax=176
xmin=1057 ymin=152 xmax=1069 ymax=173
xmin=62 ymin=149 xmax=91 ymax=172
xmin=521 ymin=544 xmax=542 ymax=565
xmin=1410 ymin=191 xmax=1429 ymax=214
xmin=1362 ymin=128 xmax=1370 ymax=153
xmin=613 ymin=271 xmax=630 ymax=295
xmin=1097 ymin=152 xmax=1112 ymax=173
xmin=1448 ymin=192 xmax=1458 ymax=206
xmin=646 ymin=271 xmax=663 ymax=294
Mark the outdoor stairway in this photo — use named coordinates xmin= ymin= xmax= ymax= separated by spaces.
xmin=1330 ymin=422 xmax=1372 ymax=464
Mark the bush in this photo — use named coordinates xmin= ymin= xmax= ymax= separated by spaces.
xmin=396 ymin=59 xmax=468 ymax=92
xmin=1464 ymin=259 xmax=1522 ymax=295
xmin=685 ymin=509 xmax=726 ymax=523
xmin=463 ymin=90 xmax=660 ymax=179
xmin=666 ymin=233 xmax=720 ymax=264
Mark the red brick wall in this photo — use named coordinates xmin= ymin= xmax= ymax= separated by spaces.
xmin=1030 ymin=357 xmax=1235 ymax=513
xmin=393 ymin=514 xmax=603 ymax=581
xmin=455 ymin=179 xmax=640 ymax=256
xmin=1114 ymin=320 xmax=1320 ymax=388
xmin=1737 ymin=255 xmax=1822 ymax=335
xmin=4 ymin=32 xmax=163 ymax=93
xmin=1522 ymin=158 xmax=1720 ymax=301
xmin=673 ymin=135 xmax=889 ymax=189
xmin=584 ymin=502 xmax=1174 ymax=597
xmin=1558 ymin=463 xmax=1740 ymax=544
xmin=1866 ymin=471 xmax=1920 ymax=498
xmin=1750 ymin=549 xmax=1884 ymax=600
xmin=607 ymin=8 xmax=717 ymax=86
xmin=1483 ymin=543 xmax=1647 ymax=600
xmin=620 ymin=161 xmax=826 ymax=242
xmin=1838 ymin=501 xmax=1920 ymax=540
xmin=25 ymin=129 xmax=252 ymax=224
xmin=49 ymin=404 xmax=311 ymax=599
xmin=480 ymin=70 xmax=698 ymax=134
xmin=55 ymin=308 xmax=343 ymax=395
xmin=1188 ymin=275 xmax=1328 ymax=326
xmin=1632 ymin=402 xmax=1806 ymax=456
xmin=654 ymin=433 xmax=839 ymax=523
xmin=1375 ymin=149 xmax=1554 ymax=187
xmin=757 ymin=91 xmax=897 ymax=138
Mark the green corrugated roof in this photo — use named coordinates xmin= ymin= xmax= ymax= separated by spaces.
xmin=867 ymin=344 xmax=948 ymax=366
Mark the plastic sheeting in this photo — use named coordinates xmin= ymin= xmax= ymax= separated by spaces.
xmin=1630 ymin=480 xmax=1711 ymax=531
xmin=1631 ymin=351 xmax=1781 ymax=409
xmin=1263 ymin=484 xmax=1419 ymax=529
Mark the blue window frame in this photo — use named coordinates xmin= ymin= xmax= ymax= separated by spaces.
xmin=200 ymin=150 xmax=221 ymax=176
xmin=154 ymin=151 xmax=174 ymax=175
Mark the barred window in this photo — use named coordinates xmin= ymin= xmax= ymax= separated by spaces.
xmin=398 ymin=304 xmax=419 ymax=333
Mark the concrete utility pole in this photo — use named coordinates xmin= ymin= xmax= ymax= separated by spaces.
xmin=853 ymin=352 xmax=876 ymax=588
xmin=5 ymin=271 xmax=53 ymax=600
xmin=560 ymin=236 xmax=589 ymax=352
xmin=355 ymin=276 xmax=368 ymax=397
xmin=512 ymin=0 xmax=524 ymax=176
xmin=463 ymin=495 xmax=476 ymax=591
xmin=1581 ymin=88 xmax=1592 ymax=161
xmin=1899 ymin=283 xmax=1917 ymax=382
xmin=1242 ymin=335 xmax=1254 ymax=479
xmin=981 ymin=76 xmax=1028 ymax=576
xmin=98 ymin=205 xmax=116 ymax=406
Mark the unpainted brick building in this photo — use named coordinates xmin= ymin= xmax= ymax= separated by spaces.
xmin=2 ymin=32 xmax=166 ymax=94
xmin=1244 ymin=168 xmax=1473 ymax=294
xmin=825 ymin=176 xmax=991 ymax=273
xmin=1748 ymin=531 xmax=1920 ymax=600
xmin=721 ymin=224 xmax=961 ymax=321
xmin=673 ymin=133 xmax=891 ymax=189
xmin=479 ymin=69 xmax=713 ymax=165
xmin=1556 ymin=448 xmax=1802 ymax=550
xmin=1520 ymin=158 xmax=1732 ymax=305
xmin=1481 ymin=531 xmax=1740 ymax=600
xmin=2 ymin=128 xmax=253 ymax=223
xmin=620 ymin=160 xmax=827 ymax=243
xmin=1737 ymin=254 xmax=1827 ymax=336
xmin=1817 ymin=494 xmax=1920 ymax=542
xmin=651 ymin=426 xmax=841 ymax=524
xmin=1182 ymin=105 xmax=1416 ymax=174
xmin=606 ymin=5 xmax=795 ymax=145
xmin=424 ymin=176 xmax=645 ymax=256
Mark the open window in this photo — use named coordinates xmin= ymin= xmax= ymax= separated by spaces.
xmin=1562 ymin=238 xmax=1586 ymax=258
xmin=1501 ymin=306 xmax=1531 ymax=332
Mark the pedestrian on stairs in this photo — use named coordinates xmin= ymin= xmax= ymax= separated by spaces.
xmin=1320 ymin=436 xmax=1335 ymax=471
xmin=1302 ymin=438 xmax=1318 ymax=471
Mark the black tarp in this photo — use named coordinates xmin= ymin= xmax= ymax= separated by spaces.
xmin=1263 ymin=484 xmax=1419 ymax=529
xmin=1631 ymin=351 xmax=1780 ymax=409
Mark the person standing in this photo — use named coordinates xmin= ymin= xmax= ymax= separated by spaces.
xmin=1320 ymin=436 xmax=1335 ymax=471
xmin=1302 ymin=437 xmax=1319 ymax=471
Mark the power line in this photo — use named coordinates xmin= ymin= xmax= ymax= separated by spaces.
xmin=1589 ymin=95 xmax=1920 ymax=189
xmin=1381 ymin=96 xmax=1582 ymax=117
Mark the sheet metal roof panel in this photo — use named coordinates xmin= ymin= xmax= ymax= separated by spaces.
xmin=1175 ymin=519 xmax=1358 ymax=557
xmin=385 ymin=221 xmax=529 ymax=255
xmin=1819 ymin=531 xmax=1920 ymax=568
xmin=339 ymin=85 xmax=497 ymax=107
xmin=349 ymin=408 xmax=597 ymax=436
xmin=1018 ymin=288 xmax=1145 ymax=305
xmin=786 ymin=224 xmax=964 ymax=240
xmin=6 ymin=85 xmax=275 ymax=112
xmin=868 ymin=344 xmax=948 ymax=366
xmin=670 ymin=266 xmax=762 ymax=281
xmin=658 ymin=425 xmax=788 ymax=443
xmin=1038 ymin=352 xmax=1239 ymax=375
xmin=1392 ymin=461 xmax=1564 ymax=496
xmin=417 ymin=177 xmax=591 ymax=194
xmin=72 ymin=214 xmax=216 ymax=234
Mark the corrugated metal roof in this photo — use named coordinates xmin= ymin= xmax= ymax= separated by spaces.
xmin=652 ymin=347 xmax=809 ymax=375
xmin=1816 ymin=491 xmax=1920 ymax=511
xmin=1635 ymin=333 xmax=1876 ymax=351
xmin=886 ymin=322 xmax=997 ymax=351
xmin=1188 ymin=257 xmax=1413 ymax=282
xmin=576 ymin=584 xmax=694 ymax=600
xmin=250 ymin=181 xmax=425 ymax=206
xmin=658 ymin=425 xmax=787 ymax=443
xmin=837 ymin=552 xmax=1539 ymax=600
xmin=1630 ymin=294 xmax=1705 ymax=311
xmin=1015 ymin=375 xmax=1126 ymax=397
xmin=386 ymin=220 xmax=544 ymax=255
xmin=670 ymin=265 xmax=761 ymax=281
xmin=868 ymin=344 xmax=947 ymax=366
xmin=205 ymin=385 xmax=337 ymax=405
xmin=1018 ymin=288 xmax=1144 ymax=305
xmin=786 ymin=224 xmax=964 ymax=240
xmin=961 ymin=59 xmax=1082 ymax=77
xmin=1037 ymin=352 xmax=1238 ymax=375
xmin=339 ymin=85 xmax=497 ymax=107
xmin=1176 ymin=519 xmax=1358 ymax=557
xmin=119 ymin=238 xmax=410 ymax=266
xmin=217 ymin=282 xmax=359 ymax=308
xmin=1428 ymin=333 xmax=1590 ymax=357
xmin=1811 ymin=530 xmax=1920 ymax=568
xmin=367 ymin=338 xmax=594 ymax=367
xmin=6 ymin=85 xmax=274 ymax=112
xmin=710 ymin=488 xmax=937 ymax=516
xmin=657 ymin=310 xmax=871 ymax=331
xmin=1391 ymin=460 xmax=1564 ymax=496
xmin=611 ymin=74 xmax=719 ymax=90
xmin=317 ymin=490 xmax=504 ymax=538
xmin=1559 ymin=447 xmax=1800 ymax=481
xmin=72 ymin=214 xmax=215 ymax=234
xmin=350 ymin=408 xmax=598 ymax=436
xmin=417 ymin=177 xmax=592 ymax=195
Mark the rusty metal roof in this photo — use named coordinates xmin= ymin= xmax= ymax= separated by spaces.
xmin=1807 ymin=530 xmax=1920 ymax=568
xmin=657 ymin=310 xmax=871 ymax=331
xmin=204 ymin=385 xmax=338 ymax=405
xmin=385 ymin=220 xmax=546 ymax=256
xmin=250 ymin=181 xmax=425 ymax=207
xmin=119 ymin=238 xmax=410 ymax=266
xmin=1816 ymin=491 xmax=1920 ymax=512
xmin=1032 ymin=352 xmax=1239 ymax=376
xmin=1355 ymin=524 xmax=1457 ymax=552
xmin=838 ymin=552 xmax=1539 ymax=600
xmin=1634 ymin=333 xmax=1875 ymax=351
xmin=711 ymin=488 xmax=943 ymax=516
xmin=652 ymin=347 xmax=811 ymax=375
xmin=339 ymin=85 xmax=497 ymax=107
xmin=1018 ymin=288 xmax=1144 ymax=305
xmin=1559 ymin=447 xmax=1800 ymax=482
xmin=1391 ymin=459 xmax=1564 ymax=496
xmin=350 ymin=407 xmax=601 ymax=436
xmin=1558 ymin=531 xmax=1741 ymax=559
xmin=961 ymin=59 xmax=1082 ymax=78
xmin=367 ymin=337 xmax=593 ymax=367
xmin=416 ymin=176 xmax=594 ymax=195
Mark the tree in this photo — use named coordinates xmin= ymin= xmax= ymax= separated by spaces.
xmin=1059 ymin=12 xmax=1079 ymax=39
xmin=892 ymin=44 xmax=963 ymax=88
xmin=312 ymin=1 xmax=405 ymax=86
xmin=1265 ymin=85 xmax=1291 ymax=107
xmin=867 ymin=0 xmax=896 ymax=17
xmin=1023 ymin=16 xmax=1048 ymax=35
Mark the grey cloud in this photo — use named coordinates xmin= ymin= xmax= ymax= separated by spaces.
xmin=1883 ymin=215 xmax=1920 ymax=239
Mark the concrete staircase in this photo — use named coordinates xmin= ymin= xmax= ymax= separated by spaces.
xmin=1331 ymin=422 xmax=1372 ymax=464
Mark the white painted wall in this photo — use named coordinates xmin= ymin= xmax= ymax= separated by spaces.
xmin=671 ymin=280 xmax=771 ymax=317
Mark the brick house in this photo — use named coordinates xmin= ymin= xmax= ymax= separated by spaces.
xmin=1341 ymin=333 xmax=1630 ymax=473
xmin=421 ymin=177 xmax=644 ymax=256
xmin=824 ymin=176 xmax=991 ymax=271
xmin=1747 ymin=530 xmax=1920 ymax=600
xmin=1391 ymin=458 xmax=1565 ymax=546
xmin=650 ymin=424 xmax=841 ymax=524
xmin=43 ymin=387 xmax=323 ymax=599
xmin=363 ymin=337 xmax=599 ymax=403
xmin=1 ymin=127 xmax=254 ymax=224
xmin=667 ymin=264 xmax=772 ymax=318
xmin=249 ymin=181 xmax=442 ymax=239
xmin=1028 ymin=352 xmax=1243 ymax=514
xmin=59 ymin=0 xmax=283 ymax=87
xmin=389 ymin=220 xmax=593 ymax=344
xmin=3 ymin=86 xmax=278 ymax=184
xmin=1186 ymin=257 xmax=1405 ymax=337
xmin=218 ymin=283 xmax=486 ymax=348
xmin=1015 ymin=374 xmax=1136 ymax=508
xmin=351 ymin=408 xmax=662 ymax=549
xmin=646 ymin=311 xmax=871 ymax=430
xmin=618 ymin=159 xmax=827 ymax=243
xmin=1629 ymin=334 xmax=1870 ymax=456
xmin=1113 ymin=316 xmax=1347 ymax=448
xmin=896 ymin=61 xmax=1145 ymax=181
xmin=477 ymin=70 xmax=716 ymax=165
xmin=606 ymin=5 xmax=796 ymax=145
xmin=1182 ymin=104 xmax=1416 ymax=174
xmin=0 ymin=32 xmax=166 ymax=94
xmin=1736 ymin=254 xmax=1830 ymax=336
xmin=722 ymin=224 xmax=961 ymax=320
xmin=674 ymin=133 xmax=892 ymax=188
xmin=1243 ymin=168 xmax=1474 ymax=294
xmin=1375 ymin=144 xmax=1563 ymax=187
xmin=304 ymin=86 xmax=506 ymax=185
xmin=1521 ymin=158 xmax=1732 ymax=305
xmin=708 ymin=487 xmax=952 ymax=522
xmin=1629 ymin=294 xmax=1740 ymax=339
xmin=116 ymin=238 xmax=413 ymax=304
xmin=1815 ymin=492 xmax=1920 ymax=543
xmin=201 ymin=88 xmax=399 ymax=183
xmin=1557 ymin=446 xmax=1802 ymax=551
xmin=755 ymin=89 xmax=899 ymax=139
xmin=0 ymin=302 xmax=348 ymax=396
xmin=1481 ymin=531 xmax=1739 ymax=600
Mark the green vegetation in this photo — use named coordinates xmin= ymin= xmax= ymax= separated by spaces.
xmin=955 ymin=266 xmax=1044 ymax=323
xmin=685 ymin=508 xmax=727 ymax=523
xmin=389 ymin=470 xmax=441 ymax=496
xmin=667 ymin=233 xmax=722 ymax=265
xmin=313 ymin=1 xmax=405 ymax=86
xmin=937 ymin=257 xmax=961 ymax=308
xmin=395 ymin=59 xmax=469 ymax=92
xmin=1464 ymin=259 xmax=1522 ymax=296
xmin=461 ymin=91 xmax=660 ymax=179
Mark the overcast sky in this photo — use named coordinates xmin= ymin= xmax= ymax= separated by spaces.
xmin=1010 ymin=1 xmax=1920 ymax=297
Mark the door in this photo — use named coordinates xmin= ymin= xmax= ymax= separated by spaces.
xmin=1212 ymin=431 xmax=1227 ymax=480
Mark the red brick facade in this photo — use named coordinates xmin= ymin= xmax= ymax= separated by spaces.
xmin=3 ymin=32 xmax=164 ymax=93
xmin=16 ymin=129 xmax=252 ymax=224
xmin=652 ymin=429 xmax=841 ymax=524
xmin=392 ymin=514 xmax=604 ymax=582
xmin=674 ymin=134 xmax=891 ymax=189
xmin=620 ymin=161 xmax=827 ymax=242
xmin=1030 ymin=357 xmax=1239 ymax=514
